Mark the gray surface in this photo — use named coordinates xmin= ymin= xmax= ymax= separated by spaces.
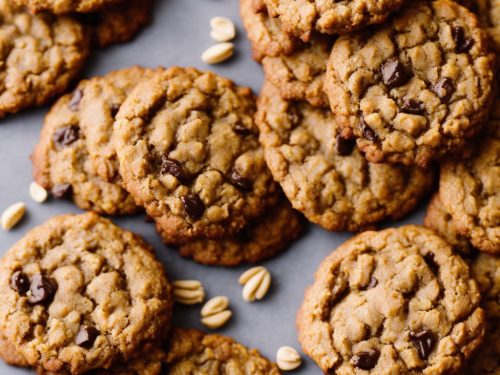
xmin=0 ymin=1 xmax=428 ymax=373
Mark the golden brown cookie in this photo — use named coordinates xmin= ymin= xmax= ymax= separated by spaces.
xmin=14 ymin=0 xmax=123 ymax=14
xmin=0 ymin=331 xmax=29 ymax=368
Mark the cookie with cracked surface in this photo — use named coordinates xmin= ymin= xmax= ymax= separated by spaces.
xmin=114 ymin=67 xmax=279 ymax=242
xmin=460 ymin=0 xmax=500 ymax=52
xmin=324 ymin=0 xmax=495 ymax=167
xmin=32 ymin=81 xmax=139 ymax=216
xmin=263 ymin=0 xmax=408 ymax=41
xmin=0 ymin=0 xmax=90 ymax=118
xmin=256 ymin=82 xmax=433 ymax=232
xmin=165 ymin=328 xmax=280 ymax=374
xmin=162 ymin=199 xmax=304 ymax=266
xmin=13 ymin=0 xmax=122 ymax=14
xmin=0 ymin=213 xmax=173 ymax=374
xmin=297 ymin=225 xmax=485 ymax=374
xmin=439 ymin=125 xmax=500 ymax=254
xmin=240 ymin=0 xmax=301 ymax=61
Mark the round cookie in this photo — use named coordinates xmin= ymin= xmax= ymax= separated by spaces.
xmin=165 ymin=328 xmax=280 ymax=374
xmin=114 ymin=67 xmax=279 ymax=242
xmin=32 ymin=81 xmax=139 ymax=216
xmin=460 ymin=0 xmax=500 ymax=52
xmin=13 ymin=0 xmax=123 ymax=14
xmin=168 ymin=200 xmax=304 ymax=266
xmin=297 ymin=225 xmax=485 ymax=374
xmin=263 ymin=0 xmax=408 ymax=41
xmin=325 ymin=0 xmax=495 ymax=167
xmin=0 ymin=213 xmax=173 ymax=374
xmin=0 ymin=331 xmax=29 ymax=368
xmin=256 ymin=82 xmax=433 ymax=232
xmin=439 ymin=126 xmax=500 ymax=254
xmin=0 ymin=0 xmax=90 ymax=117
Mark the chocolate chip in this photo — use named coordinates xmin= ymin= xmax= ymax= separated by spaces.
xmin=52 ymin=184 xmax=72 ymax=199
xmin=368 ymin=276 xmax=378 ymax=289
xmin=233 ymin=124 xmax=252 ymax=136
xmin=351 ymin=350 xmax=380 ymax=370
xmin=75 ymin=325 xmax=99 ymax=348
xmin=110 ymin=103 xmax=121 ymax=118
xmin=424 ymin=253 xmax=439 ymax=274
xmin=380 ymin=57 xmax=410 ymax=89
xmin=432 ymin=78 xmax=455 ymax=102
xmin=360 ymin=119 xmax=378 ymax=142
xmin=27 ymin=274 xmax=57 ymax=305
xmin=335 ymin=135 xmax=356 ymax=156
xmin=68 ymin=89 xmax=83 ymax=111
xmin=53 ymin=125 xmax=80 ymax=147
xmin=410 ymin=330 xmax=435 ymax=359
xmin=160 ymin=157 xmax=189 ymax=184
xmin=452 ymin=26 xmax=474 ymax=53
xmin=181 ymin=194 xmax=205 ymax=221
xmin=10 ymin=271 xmax=30 ymax=295
xmin=401 ymin=99 xmax=425 ymax=115
xmin=229 ymin=169 xmax=252 ymax=190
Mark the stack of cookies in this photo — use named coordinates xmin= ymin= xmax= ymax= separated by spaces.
xmin=0 ymin=0 xmax=153 ymax=118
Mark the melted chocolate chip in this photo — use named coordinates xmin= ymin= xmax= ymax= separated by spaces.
xmin=68 ymin=89 xmax=83 ymax=111
xmin=230 ymin=169 xmax=252 ymax=190
xmin=368 ymin=276 xmax=378 ymax=289
xmin=381 ymin=57 xmax=410 ymax=89
xmin=452 ymin=26 xmax=474 ymax=53
xmin=75 ymin=325 xmax=99 ymax=348
xmin=432 ymin=78 xmax=455 ymax=102
xmin=27 ymin=274 xmax=57 ymax=305
xmin=52 ymin=184 xmax=73 ymax=199
xmin=10 ymin=271 xmax=29 ymax=295
xmin=360 ymin=119 xmax=378 ymax=142
xmin=424 ymin=253 xmax=439 ymax=274
xmin=401 ymin=99 xmax=425 ymax=115
xmin=351 ymin=350 xmax=380 ymax=370
xmin=335 ymin=135 xmax=356 ymax=156
xmin=233 ymin=124 xmax=252 ymax=136
xmin=181 ymin=194 xmax=205 ymax=221
xmin=410 ymin=330 xmax=435 ymax=359
xmin=160 ymin=157 xmax=189 ymax=184
xmin=53 ymin=125 xmax=80 ymax=147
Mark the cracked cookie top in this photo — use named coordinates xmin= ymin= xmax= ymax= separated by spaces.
xmin=297 ymin=225 xmax=485 ymax=374
xmin=114 ymin=67 xmax=279 ymax=242
xmin=32 ymin=80 xmax=139 ymax=216
xmin=0 ymin=213 xmax=173 ymax=374
xmin=263 ymin=0 xmax=408 ymax=41
xmin=460 ymin=0 xmax=500 ymax=52
xmin=166 ymin=328 xmax=280 ymax=374
xmin=0 ymin=0 xmax=90 ymax=117
xmin=325 ymin=0 xmax=495 ymax=167
xmin=256 ymin=82 xmax=432 ymax=232
xmin=13 ymin=0 xmax=122 ymax=14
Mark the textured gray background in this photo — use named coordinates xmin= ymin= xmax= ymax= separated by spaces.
xmin=0 ymin=1 xmax=428 ymax=373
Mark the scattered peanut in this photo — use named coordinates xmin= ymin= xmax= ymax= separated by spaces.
xmin=1 ymin=202 xmax=26 ymax=231
xmin=201 ymin=296 xmax=232 ymax=329
xmin=239 ymin=266 xmax=271 ymax=302
xmin=276 ymin=346 xmax=302 ymax=371
xmin=29 ymin=182 xmax=48 ymax=203
xmin=210 ymin=16 xmax=236 ymax=42
xmin=201 ymin=42 xmax=234 ymax=64
xmin=173 ymin=280 xmax=205 ymax=305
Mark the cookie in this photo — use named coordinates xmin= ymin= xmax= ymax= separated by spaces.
xmin=460 ymin=0 xmax=500 ymax=52
xmin=14 ymin=0 xmax=123 ymax=14
xmin=263 ymin=0 xmax=408 ymax=41
xmin=165 ymin=328 xmax=280 ymax=374
xmin=32 ymin=81 xmax=139 ymax=216
xmin=297 ymin=225 xmax=485 ymax=374
xmin=0 ymin=213 xmax=173 ymax=374
xmin=114 ymin=67 xmax=279 ymax=242
xmin=262 ymin=36 xmax=333 ymax=107
xmin=240 ymin=0 xmax=301 ymax=61
xmin=256 ymin=82 xmax=433 ymax=232
xmin=439 ymin=125 xmax=500 ymax=254
xmin=324 ymin=0 xmax=495 ymax=167
xmin=167 ymin=199 xmax=303 ymax=266
xmin=0 ymin=331 xmax=29 ymax=368
xmin=0 ymin=0 xmax=90 ymax=117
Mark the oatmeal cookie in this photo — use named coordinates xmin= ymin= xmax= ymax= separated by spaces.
xmin=0 ymin=331 xmax=29 ymax=368
xmin=297 ymin=225 xmax=485 ymax=374
xmin=14 ymin=0 xmax=123 ymax=14
xmin=324 ymin=0 xmax=495 ymax=167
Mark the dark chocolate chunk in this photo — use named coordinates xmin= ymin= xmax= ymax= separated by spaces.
xmin=335 ymin=135 xmax=356 ymax=156
xmin=181 ymin=194 xmax=205 ymax=221
xmin=360 ymin=119 xmax=378 ymax=142
xmin=52 ymin=184 xmax=73 ymax=199
xmin=75 ymin=325 xmax=99 ymax=348
xmin=381 ymin=57 xmax=410 ymax=89
xmin=351 ymin=350 xmax=380 ymax=370
xmin=233 ymin=124 xmax=252 ymax=136
xmin=452 ymin=26 xmax=474 ymax=53
xmin=410 ymin=330 xmax=435 ymax=359
xmin=68 ymin=89 xmax=83 ymax=111
xmin=10 ymin=271 xmax=29 ymax=295
xmin=27 ymin=274 xmax=57 ymax=305
xmin=401 ymin=99 xmax=425 ymax=115
xmin=161 ymin=157 xmax=189 ymax=184
xmin=53 ymin=125 xmax=80 ymax=147
xmin=230 ymin=169 xmax=252 ymax=191
xmin=432 ymin=78 xmax=455 ymax=102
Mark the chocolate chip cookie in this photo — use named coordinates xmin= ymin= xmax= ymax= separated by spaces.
xmin=263 ymin=0 xmax=408 ymax=41
xmin=460 ymin=0 xmax=500 ymax=52
xmin=14 ymin=0 xmax=122 ymax=14
xmin=0 ymin=0 xmax=90 ymax=117
xmin=439 ymin=125 xmax=500 ymax=254
xmin=0 ymin=331 xmax=29 ymax=368
xmin=297 ymin=225 xmax=485 ymax=374
xmin=325 ymin=0 xmax=495 ymax=167
xmin=166 ymin=199 xmax=303 ymax=266
xmin=165 ymin=328 xmax=280 ymax=374
xmin=32 ymin=81 xmax=139 ymax=216
xmin=256 ymin=82 xmax=433 ymax=232
xmin=114 ymin=67 xmax=279 ymax=243
xmin=0 ymin=213 xmax=173 ymax=374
